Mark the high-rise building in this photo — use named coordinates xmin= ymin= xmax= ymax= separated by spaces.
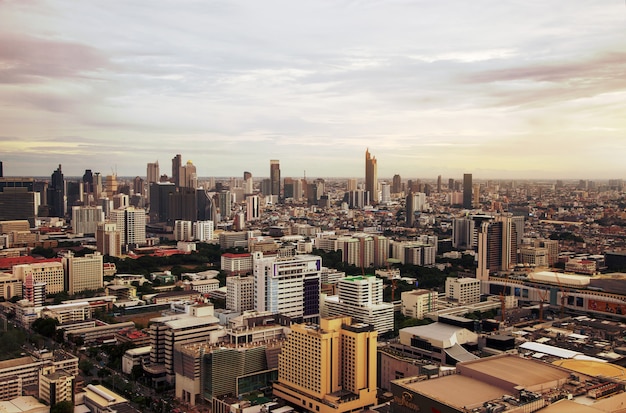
xmin=147 ymin=161 xmax=160 ymax=184
xmin=71 ymin=206 xmax=104 ymax=235
xmin=174 ymin=220 xmax=193 ymax=241
xmin=347 ymin=178 xmax=358 ymax=192
xmin=105 ymin=174 xmax=118 ymax=198
xmin=96 ymin=222 xmax=121 ymax=257
xmin=253 ymin=249 xmax=321 ymax=323
xmin=167 ymin=187 xmax=197 ymax=222
xmin=243 ymin=171 xmax=254 ymax=194
xmin=149 ymin=182 xmax=175 ymax=223
xmin=226 ymin=276 xmax=254 ymax=313
xmin=82 ymin=169 xmax=93 ymax=199
xmin=322 ymin=275 xmax=394 ymax=334
xmin=270 ymin=160 xmax=281 ymax=201
xmin=380 ymin=182 xmax=391 ymax=204
xmin=193 ymin=220 xmax=214 ymax=242
xmin=63 ymin=252 xmax=103 ymax=295
xmin=49 ymin=165 xmax=66 ymax=218
xmin=437 ymin=175 xmax=442 ymax=192
xmin=110 ymin=207 xmax=147 ymax=249
xmin=246 ymin=195 xmax=260 ymax=221
xmin=406 ymin=192 xmax=426 ymax=227
xmin=392 ymin=174 xmax=402 ymax=194
xmin=181 ymin=160 xmax=197 ymax=189
xmin=39 ymin=367 xmax=75 ymax=407
xmin=172 ymin=154 xmax=182 ymax=188
xmin=273 ymin=316 xmax=378 ymax=413
xmin=0 ymin=161 xmax=3 ymax=177
xmin=217 ymin=191 xmax=232 ymax=221
xmin=93 ymin=172 xmax=103 ymax=200
xmin=365 ymin=149 xmax=378 ymax=204
xmin=476 ymin=215 xmax=518 ymax=280
xmin=463 ymin=173 xmax=472 ymax=209
xmin=0 ymin=178 xmax=39 ymax=225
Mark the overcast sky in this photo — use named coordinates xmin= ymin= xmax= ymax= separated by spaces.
xmin=2 ymin=0 xmax=626 ymax=180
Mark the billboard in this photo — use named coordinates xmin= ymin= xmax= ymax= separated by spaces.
xmin=587 ymin=298 xmax=626 ymax=315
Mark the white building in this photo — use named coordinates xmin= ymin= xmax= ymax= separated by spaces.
xmin=174 ymin=220 xmax=193 ymax=241
xmin=63 ymin=252 xmax=103 ymax=295
xmin=253 ymin=249 xmax=321 ymax=323
xmin=445 ymin=277 xmax=481 ymax=305
xmin=193 ymin=220 xmax=214 ymax=242
xmin=13 ymin=262 xmax=64 ymax=295
xmin=110 ymin=207 xmax=146 ymax=248
xmin=322 ymin=275 xmax=394 ymax=334
xmin=226 ymin=275 xmax=254 ymax=313
xmin=71 ymin=206 xmax=104 ymax=235
xmin=401 ymin=289 xmax=438 ymax=319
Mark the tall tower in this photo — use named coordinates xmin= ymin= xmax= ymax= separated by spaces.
xmin=49 ymin=164 xmax=66 ymax=218
xmin=437 ymin=175 xmax=442 ymax=192
xmin=365 ymin=149 xmax=378 ymax=204
xmin=172 ymin=154 xmax=182 ymax=187
xmin=147 ymin=161 xmax=160 ymax=185
xmin=270 ymin=160 xmax=281 ymax=201
xmin=463 ymin=173 xmax=473 ymax=209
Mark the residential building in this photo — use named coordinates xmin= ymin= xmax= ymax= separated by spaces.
xmin=96 ymin=222 xmax=122 ymax=257
xmin=226 ymin=276 xmax=254 ymax=313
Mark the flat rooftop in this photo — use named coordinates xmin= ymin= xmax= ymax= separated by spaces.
xmin=459 ymin=355 xmax=571 ymax=390
xmin=402 ymin=374 xmax=505 ymax=410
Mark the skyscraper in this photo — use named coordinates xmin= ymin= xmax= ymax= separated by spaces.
xmin=365 ymin=149 xmax=378 ymax=204
xmin=463 ymin=173 xmax=473 ymax=209
xmin=392 ymin=174 xmax=402 ymax=194
xmin=437 ymin=175 xmax=442 ymax=192
xmin=476 ymin=215 xmax=518 ymax=280
xmin=273 ymin=316 xmax=378 ymax=413
xmin=270 ymin=160 xmax=281 ymax=201
xmin=49 ymin=165 xmax=65 ymax=217
xmin=172 ymin=154 xmax=182 ymax=187
xmin=147 ymin=161 xmax=160 ymax=184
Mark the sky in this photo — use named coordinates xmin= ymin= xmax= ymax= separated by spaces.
xmin=2 ymin=0 xmax=626 ymax=180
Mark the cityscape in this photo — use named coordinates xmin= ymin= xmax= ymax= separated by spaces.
xmin=2 ymin=151 xmax=626 ymax=413
xmin=3 ymin=1 xmax=626 ymax=413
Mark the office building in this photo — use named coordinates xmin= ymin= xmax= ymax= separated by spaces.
xmin=476 ymin=215 xmax=518 ymax=280
xmin=347 ymin=190 xmax=370 ymax=209
xmin=380 ymin=182 xmax=390 ymax=204
xmin=270 ymin=159 xmax=281 ymax=201
xmin=401 ymin=289 xmax=438 ymax=319
xmin=96 ymin=222 xmax=122 ymax=257
xmin=0 ymin=180 xmax=39 ymax=225
xmin=392 ymin=174 xmax=402 ymax=194
xmin=273 ymin=316 xmax=377 ymax=413
xmin=221 ymin=253 xmax=253 ymax=275
xmin=445 ymin=277 xmax=481 ymax=304
xmin=243 ymin=171 xmax=254 ymax=194
xmin=406 ymin=192 xmax=426 ymax=227
xmin=174 ymin=220 xmax=193 ymax=241
xmin=365 ymin=149 xmax=378 ymax=204
xmin=110 ymin=207 xmax=147 ymax=249
xmin=463 ymin=173 xmax=472 ymax=209
xmin=147 ymin=161 xmax=160 ymax=184
xmin=181 ymin=160 xmax=198 ymax=189
xmin=168 ymin=187 xmax=197 ymax=222
xmin=253 ymin=249 xmax=321 ymax=323
xmin=49 ymin=165 xmax=66 ymax=218
xmin=172 ymin=154 xmax=182 ymax=188
xmin=64 ymin=252 xmax=103 ymax=295
xmin=104 ymin=174 xmax=118 ymax=198
xmin=13 ymin=261 xmax=65 ymax=295
xmin=322 ymin=275 xmax=394 ymax=334
xmin=149 ymin=182 xmax=176 ymax=222
xmin=71 ymin=206 xmax=104 ymax=235
xmin=245 ymin=195 xmax=260 ymax=221
xmin=226 ymin=275 xmax=254 ymax=313
xmin=146 ymin=304 xmax=223 ymax=384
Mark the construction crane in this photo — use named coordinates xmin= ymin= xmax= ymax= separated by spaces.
xmin=537 ymin=288 xmax=549 ymax=322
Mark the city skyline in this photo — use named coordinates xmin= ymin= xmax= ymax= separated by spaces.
xmin=2 ymin=1 xmax=626 ymax=179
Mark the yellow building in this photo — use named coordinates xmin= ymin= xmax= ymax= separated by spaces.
xmin=273 ymin=316 xmax=377 ymax=413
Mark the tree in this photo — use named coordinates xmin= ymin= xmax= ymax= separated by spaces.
xmin=31 ymin=317 xmax=59 ymax=338
xmin=51 ymin=401 xmax=74 ymax=413
xmin=79 ymin=359 xmax=94 ymax=376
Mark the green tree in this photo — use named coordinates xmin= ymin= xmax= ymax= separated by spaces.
xmin=31 ymin=317 xmax=59 ymax=338
xmin=79 ymin=359 xmax=94 ymax=376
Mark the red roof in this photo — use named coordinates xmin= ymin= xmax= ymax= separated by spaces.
xmin=222 ymin=253 xmax=251 ymax=258
xmin=0 ymin=256 xmax=62 ymax=270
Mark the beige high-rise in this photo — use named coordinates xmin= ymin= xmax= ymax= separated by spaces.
xmin=273 ymin=316 xmax=377 ymax=413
